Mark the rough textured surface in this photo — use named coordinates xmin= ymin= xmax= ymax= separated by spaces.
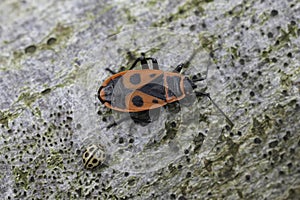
xmin=0 ymin=0 xmax=299 ymax=199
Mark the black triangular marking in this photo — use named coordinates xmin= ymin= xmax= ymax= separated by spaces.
xmin=138 ymin=74 xmax=166 ymax=101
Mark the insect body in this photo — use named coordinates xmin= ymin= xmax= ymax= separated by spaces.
xmin=82 ymin=144 xmax=106 ymax=169
xmin=99 ymin=69 xmax=195 ymax=112
xmin=98 ymin=54 xmax=234 ymax=128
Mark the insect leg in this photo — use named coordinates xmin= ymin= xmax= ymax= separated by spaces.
xmin=105 ymin=68 xmax=117 ymax=75
xmin=173 ymin=64 xmax=185 ymax=73
xmin=129 ymin=53 xmax=150 ymax=70
xmin=146 ymin=57 xmax=159 ymax=70
xmin=106 ymin=115 xmax=132 ymax=129
xmin=191 ymin=76 xmax=206 ymax=82
xmin=129 ymin=57 xmax=142 ymax=70
xmin=140 ymin=55 xmax=149 ymax=69
xmin=195 ymin=92 xmax=234 ymax=128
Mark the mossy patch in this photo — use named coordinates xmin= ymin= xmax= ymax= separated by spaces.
xmin=46 ymin=150 xmax=64 ymax=169
xmin=13 ymin=167 xmax=29 ymax=190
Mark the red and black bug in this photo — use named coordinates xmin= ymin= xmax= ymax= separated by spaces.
xmin=98 ymin=53 xmax=234 ymax=128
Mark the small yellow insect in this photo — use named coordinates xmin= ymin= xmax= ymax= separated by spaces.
xmin=82 ymin=144 xmax=106 ymax=169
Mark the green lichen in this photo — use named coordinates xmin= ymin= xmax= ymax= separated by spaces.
xmin=16 ymin=91 xmax=40 ymax=107
xmin=152 ymin=0 xmax=208 ymax=27
xmin=229 ymin=46 xmax=239 ymax=60
xmin=44 ymin=123 xmax=56 ymax=138
xmin=13 ymin=167 xmax=29 ymax=190
xmin=40 ymin=23 xmax=74 ymax=50
xmin=55 ymin=64 xmax=79 ymax=88
xmin=225 ymin=3 xmax=246 ymax=18
xmin=163 ymin=120 xmax=179 ymax=141
xmin=287 ymin=22 xmax=298 ymax=38
xmin=263 ymin=24 xmax=299 ymax=59
xmin=10 ymin=51 xmax=24 ymax=70
xmin=0 ymin=110 xmax=20 ymax=127
xmin=3 ymin=23 xmax=75 ymax=71
xmin=258 ymin=11 xmax=271 ymax=26
xmin=145 ymin=47 xmax=161 ymax=58
xmin=47 ymin=150 xmax=64 ymax=169
xmin=107 ymin=26 xmax=123 ymax=38
xmin=146 ymin=0 xmax=157 ymax=7
xmin=127 ymin=176 xmax=136 ymax=186
xmin=280 ymin=72 xmax=293 ymax=89
xmin=123 ymin=8 xmax=137 ymax=23
xmin=199 ymin=34 xmax=217 ymax=52
xmin=175 ymin=0 xmax=206 ymax=19
xmin=278 ymin=28 xmax=292 ymax=45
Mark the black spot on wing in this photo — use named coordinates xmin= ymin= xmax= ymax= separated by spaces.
xmin=132 ymin=95 xmax=144 ymax=107
xmin=130 ymin=73 xmax=141 ymax=85
xmin=138 ymin=74 xmax=166 ymax=101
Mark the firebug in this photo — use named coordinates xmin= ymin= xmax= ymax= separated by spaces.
xmin=98 ymin=53 xmax=234 ymax=128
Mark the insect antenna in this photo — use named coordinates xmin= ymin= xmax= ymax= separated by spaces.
xmin=172 ymin=47 xmax=203 ymax=73
xmin=185 ymin=48 xmax=233 ymax=127
xmin=195 ymin=92 xmax=234 ymax=128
